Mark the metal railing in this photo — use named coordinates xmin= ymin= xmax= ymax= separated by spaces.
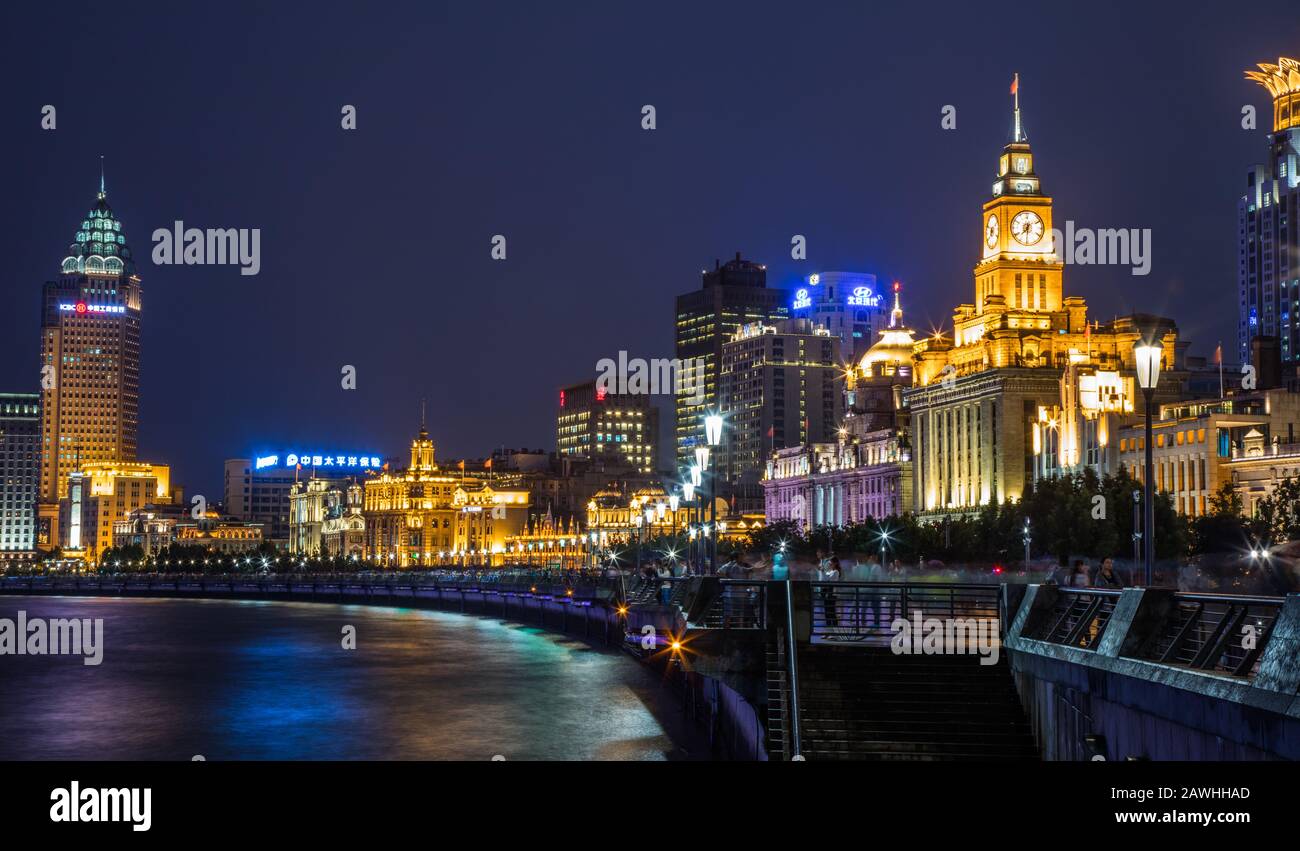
xmin=807 ymin=581 xmax=1002 ymax=642
xmin=1022 ymin=587 xmax=1285 ymax=682
xmin=1029 ymin=588 xmax=1122 ymax=650
xmin=1133 ymin=592 xmax=1283 ymax=680
xmin=700 ymin=582 xmax=767 ymax=629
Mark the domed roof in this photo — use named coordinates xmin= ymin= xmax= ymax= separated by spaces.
xmin=60 ymin=169 xmax=135 ymax=277
xmin=858 ymin=283 xmax=916 ymax=377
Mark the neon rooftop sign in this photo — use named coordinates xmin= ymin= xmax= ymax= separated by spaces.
xmin=255 ymin=453 xmax=383 ymax=470
xmin=59 ymin=302 xmax=125 ymax=315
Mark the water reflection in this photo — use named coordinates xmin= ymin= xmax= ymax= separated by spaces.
xmin=0 ymin=597 xmax=692 ymax=760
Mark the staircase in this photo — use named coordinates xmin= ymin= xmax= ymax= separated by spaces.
xmin=768 ymin=643 xmax=1039 ymax=761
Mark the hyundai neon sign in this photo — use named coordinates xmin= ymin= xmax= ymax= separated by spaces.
xmin=792 ymin=288 xmax=812 ymax=310
xmin=846 ymin=286 xmax=882 ymax=308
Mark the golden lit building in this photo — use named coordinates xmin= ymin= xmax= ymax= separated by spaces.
xmin=62 ymin=461 xmax=172 ymax=561
xmin=504 ymin=511 xmax=590 ymax=568
xmin=904 ymin=82 xmax=1183 ymax=518
xmin=39 ymin=178 xmax=144 ymax=549
xmin=585 ymin=482 xmax=691 ymax=546
xmin=362 ymin=422 xmax=531 ymax=567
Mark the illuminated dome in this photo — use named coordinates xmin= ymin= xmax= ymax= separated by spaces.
xmin=858 ymin=283 xmax=916 ymax=378
xmin=1246 ymin=57 xmax=1300 ymax=132
xmin=60 ymin=169 xmax=134 ymax=277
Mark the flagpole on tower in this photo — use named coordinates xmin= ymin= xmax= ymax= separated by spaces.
xmin=1011 ymin=72 xmax=1023 ymax=142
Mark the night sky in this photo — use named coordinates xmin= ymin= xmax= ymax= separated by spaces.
xmin=4 ymin=2 xmax=1299 ymax=503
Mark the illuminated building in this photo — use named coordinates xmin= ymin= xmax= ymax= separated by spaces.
xmin=362 ymin=421 xmax=531 ymax=567
xmin=718 ymin=318 xmax=844 ymax=513
xmin=111 ymin=503 xmax=188 ymax=556
xmin=1225 ymin=440 xmax=1300 ymax=518
xmin=38 ymin=174 xmax=143 ymax=548
xmin=288 ymin=476 xmax=357 ymax=554
xmin=904 ymin=83 xmax=1185 ymax=518
xmin=1116 ymin=383 xmax=1300 ymax=517
xmin=320 ymin=484 xmax=366 ymax=558
xmin=224 ymin=450 xmax=380 ymax=548
xmin=556 ymin=379 xmax=658 ymax=473
xmin=503 ymin=511 xmax=589 ymax=568
xmin=112 ymin=504 xmax=265 ymax=557
xmin=1241 ymin=58 xmax=1300 ymax=364
xmin=0 ymin=393 xmax=40 ymax=560
xmin=675 ymin=253 xmax=789 ymax=467
xmin=764 ymin=288 xmax=916 ymax=526
xmin=789 ymin=271 xmax=890 ymax=361
xmin=61 ymin=461 xmax=173 ymax=561
xmin=584 ymin=482 xmax=691 ymax=545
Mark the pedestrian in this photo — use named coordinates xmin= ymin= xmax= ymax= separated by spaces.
xmin=821 ymin=556 xmax=841 ymax=631
xmin=1093 ymin=557 xmax=1125 ymax=588
xmin=1070 ymin=559 xmax=1091 ymax=587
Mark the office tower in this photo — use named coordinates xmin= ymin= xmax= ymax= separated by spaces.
xmin=674 ymin=253 xmax=788 ymax=469
xmin=556 ymin=378 xmax=659 ymax=474
xmin=718 ymin=318 xmax=843 ymax=512
xmin=39 ymin=175 xmax=143 ymax=547
xmin=1241 ymin=58 xmax=1300 ymax=364
xmin=0 ymin=393 xmax=41 ymax=559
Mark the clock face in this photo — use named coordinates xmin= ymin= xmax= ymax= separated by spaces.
xmin=1012 ymin=210 xmax=1044 ymax=245
xmin=985 ymin=214 xmax=999 ymax=249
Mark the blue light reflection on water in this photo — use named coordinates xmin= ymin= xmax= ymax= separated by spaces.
xmin=0 ymin=597 xmax=688 ymax=760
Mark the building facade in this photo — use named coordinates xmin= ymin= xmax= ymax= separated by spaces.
xmin=718 ymin=318 xmax=844 ymax=513
xmin=0 ymin=393 xmax=41 ymax=560
xmin=1240 ymin=58 xmax=1300 ymax=364
xmin=224 ymin=450 xmax=382 ymax=548
xmin=39 ymin=179 xmax=143 ymax=548
xmin=288 ymin=476 xmax=355 ymax=554
xmin=362 ymin=424 xmax=531 ymax=567
xmin=1117 ymin=385 xmax=1300 ymax=517
xmin=674 ymin=253 xmax=788 ymax=467
xmin=904 ymin=93 xmax=1184 ymax=519
xmin=556 ymin=379 xmax=658 ymax=474
xmin=764 ymin=428 xmax=912 ymax=528
xmin=62 ymin=461 xmax=172 ymax=561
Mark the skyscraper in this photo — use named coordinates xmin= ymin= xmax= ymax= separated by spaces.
xmin=38 ymin=173 xmax=143 ymax=548
xmin=674 ymin=253 xmax=788 ymax=470
xmin=719 ymin=318 xmax=843 ymax=513
xmin=0 ymin=393 xmax=40 ymax=560
xmin=1241 ymin=58 xmax=1300 ymax=365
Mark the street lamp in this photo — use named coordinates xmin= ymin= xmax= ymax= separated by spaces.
xmin=1134 ymin=339 xmax=1163 ymax=587
xmin=683 ymin=481 xmax=697 ymax=573
xmin=703 ymin=412 xmax=723 ymax=574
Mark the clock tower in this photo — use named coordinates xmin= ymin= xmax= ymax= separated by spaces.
xmin=973 ymin=73 xmax=1062 ymax=316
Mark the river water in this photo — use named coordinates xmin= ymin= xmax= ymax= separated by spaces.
xmin=0 ymin=596 xmax=698 ymax=760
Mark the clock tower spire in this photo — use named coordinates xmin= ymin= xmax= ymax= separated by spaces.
xmin=972 ymin=75 xmax=1062 ymax=316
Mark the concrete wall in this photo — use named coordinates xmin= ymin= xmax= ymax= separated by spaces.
xmin=1006 ymin=585 xmax=1300 ymax=760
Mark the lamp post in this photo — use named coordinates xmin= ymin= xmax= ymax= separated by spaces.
xmin=1134 ymin=339 xmax=1163 ymax=587
xmin=682 ymin=481 xmax=696 ymax=574
xmin=704 ymin=412 xmax=724 ymax=574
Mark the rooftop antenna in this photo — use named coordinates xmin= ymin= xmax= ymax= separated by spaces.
xmin=98 ymin=156 xmax=106 ymax=199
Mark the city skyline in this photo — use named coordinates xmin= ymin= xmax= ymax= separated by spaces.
xmin=5 ymin=4 xmax=1299 ymax=502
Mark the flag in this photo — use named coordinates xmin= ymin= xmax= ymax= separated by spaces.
xmin=1010 ymin=73 xmax=1018 ymax=95
xmin=458 ymin=460 xmax=465 ymax=470
xmin=1214 ymin=344 xmax=1222 ymax=365
xmin=484 ymin=458 xmax=492 ymax=469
